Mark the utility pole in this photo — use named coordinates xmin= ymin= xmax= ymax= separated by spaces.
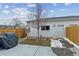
xmin=36 ymin=3 xmax=41 ymax=40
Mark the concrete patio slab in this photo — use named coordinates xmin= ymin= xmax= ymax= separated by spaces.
xmin=35 ymin=46 xmax=56 ymax=56
xmin=0 ymin=44 xmax=56 ymax=56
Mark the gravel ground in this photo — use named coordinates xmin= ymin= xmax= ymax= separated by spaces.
xmin=51 ymin=47 xmax=79 ymax=56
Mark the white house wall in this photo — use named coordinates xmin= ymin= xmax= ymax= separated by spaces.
xmin=27 ymin=24 xmax=38 ymax=37
xmin=27 ymin=20 xmax=79 ymax=37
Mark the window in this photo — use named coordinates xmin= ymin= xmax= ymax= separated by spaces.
xmin=28 ymin=27 xmax=30 ymax=32
xmin=41 ymin=25 xmax=50 ymax=31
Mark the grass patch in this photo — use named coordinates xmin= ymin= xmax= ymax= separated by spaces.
xmin=20 ymin=38 xmax=50 ymax=47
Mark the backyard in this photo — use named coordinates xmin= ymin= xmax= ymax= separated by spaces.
xmin=20 ymin=37 xmax=50 ymax=47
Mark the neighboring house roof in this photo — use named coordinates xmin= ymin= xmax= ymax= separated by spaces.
xmin=0 ymin=25 xmax=16 ymax=28
xmin=0 ymin=19 xmax=16 ymax=26
xmin=26 ymin=15 xmax=79 ymax=23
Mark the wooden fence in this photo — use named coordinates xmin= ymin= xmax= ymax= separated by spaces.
xmin=0 ymin=27 xmax=27 ymax=38
xmin=66 ymin=26 xmax=79 ymax=45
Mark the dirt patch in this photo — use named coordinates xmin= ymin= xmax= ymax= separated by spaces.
xmin=20 ymin=38 xmax=50 ymax=47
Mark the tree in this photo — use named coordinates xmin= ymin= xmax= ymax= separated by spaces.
xmin=12 ymin=18 xmax=23 ymax=27
xmin=27 ymin=3 xmax=47 ymax=39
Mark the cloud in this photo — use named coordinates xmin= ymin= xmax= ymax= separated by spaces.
xmin=50 ymin=10 xmax=54 ymax=13
xmin=12 ymin=8 xmax=37 ymax=21
xmin=4 ymin=5 xmax=9 ymax=8
xmin=12 ymin=8 xmax=29 ymax=15
xmin=3 ymin=10 xmax=10 ymax=14
xmin=12 ymin=15 xmax=20 ymax=18
xmin=27 ymin=3 xmax=36 ymax=7
xmin=12 ymin=7 xmax=34 ymax=19
xmin=42 ymin=10 xmax=47 ymax=13
xmin=64 ymin=3 xmax=71 ymax=6
xmin=59 ymin=9 xmax=65 ymax=11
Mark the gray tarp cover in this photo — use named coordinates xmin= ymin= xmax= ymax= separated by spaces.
xmin=0 ymin=33 xmax=18 ymax=49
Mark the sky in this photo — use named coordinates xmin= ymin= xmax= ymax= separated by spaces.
xmin=0 ymin=3 xmax=79 ymax=21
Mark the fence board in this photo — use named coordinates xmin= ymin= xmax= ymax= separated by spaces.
xmin=66 ymin=26 xmax=79 ymax=45
xmin=0 ymin=27 xmax=27 ymax=38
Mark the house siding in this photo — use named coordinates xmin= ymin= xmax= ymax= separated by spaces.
xmin=27 ymin=18 xmax=79 ymax=38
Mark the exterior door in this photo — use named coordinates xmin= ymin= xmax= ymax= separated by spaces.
xmin=53 ymin=25 xmax=65 ymax=37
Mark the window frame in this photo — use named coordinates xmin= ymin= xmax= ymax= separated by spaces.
xmin=41 ymin=25 xmax=50 ymax=31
